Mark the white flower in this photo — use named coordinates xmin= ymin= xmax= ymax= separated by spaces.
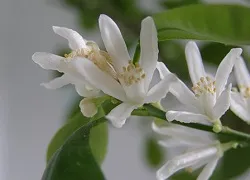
xmin=230 ymin=57 xmax=250 ymax=124
xmin=158 ymin=41 xmax=242 ymax=131
xmin=72 ymin=15 xmax=176 ymax=128
xmin=32 ymin=26 xmax=110 ymax=116
xmin=152 ymin=123 xmax=223 ymax=180
xmin=32 ymin=27 xmax=103 ymax=97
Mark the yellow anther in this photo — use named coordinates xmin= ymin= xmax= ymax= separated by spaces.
xmin=200 ymin=77 xmax=205 ymax=83
xmin=119 ymin=61 xmax=145 ymax=86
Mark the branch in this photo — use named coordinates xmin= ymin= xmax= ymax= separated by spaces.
xmin=132 ymin=104 xmax=250 ymax=143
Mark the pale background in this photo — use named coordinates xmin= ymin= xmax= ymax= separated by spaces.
xmin=1 ymin=0 xmax=250 ymax=180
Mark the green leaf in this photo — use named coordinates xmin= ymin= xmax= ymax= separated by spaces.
xmin=42 ymin=118 xmax=107 ymax=180
xmin=200 ymin=43 xmax=235 ymax=65
xmin=46 ymin=108 xmax=108 ymax=165
xmin=161 ymin=0 xmax=200 ymax=9
xmin=153 ymin=4 xmax=250 ymax=45
xmin=144 ymin=136 xmax=165 ymax=168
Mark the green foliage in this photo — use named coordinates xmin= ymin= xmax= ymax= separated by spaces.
xmin=154 ymin=4 xmax=250 ymax=45
xmin=50 ymin=1 xmax=250 ymax=179
xmin=42 ymin=118 xmax=106 ymax=180
xmin=144 ymin=136 xmax=165 ymax=168
xmin=161 ymin=0 xmax=200 ymax=9
xmin=200 ymin=43 xmax=235 ymax=65
xmin=46 ymin=108 xmax=108 ymax=165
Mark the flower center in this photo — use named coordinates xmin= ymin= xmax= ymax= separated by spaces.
xmin=64 ymin=42 xmax=118 ymax=80
xmin=238 ymin=85 xmax=250 ymax=98
xmin=192 ymin=77 xmax=216 ymax=97
xmin=118 ymin=61 xmax=145 ymax=86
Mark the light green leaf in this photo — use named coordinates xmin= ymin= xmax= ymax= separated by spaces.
xmin=153 ymin=4 xmax=250 ymax=45
xmin=46 ymin=107 xmax=108 ymax=165
xmin=42 ymin=118 xmax=107 ymax=180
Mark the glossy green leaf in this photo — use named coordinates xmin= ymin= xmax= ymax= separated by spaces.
xmin=144 ymin=136 xmax=165 ymax=168
xmin=42 ymin=118 xmax=107 ymax=180
xmin=46 ymin=108 xmax=108 ymax=165
xmin=153 ymin=5 xmax=250 ymax=45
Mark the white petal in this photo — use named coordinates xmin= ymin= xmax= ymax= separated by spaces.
xmin=152 ymin=122 xmax=214 ymax=146
xmin=145 ymin=74 xmax=177 ymax=103
xmin=156 ymin=145 xmax=218 ymax=180
xmin=230 ymin=92 xmax=250 ymax=123
xmin=139 ymin=17 xmax=159 ymax=91
xmin=99 ymin=14 xmax=130 ymax=72
xmin=106 ymin=102 xmax=138 ymax=128
xmin=197 ymin=157 xmax=219 ymax=180
xmin=32 ymin=52 xmax=65 ymax=71
xmin=75 ymin=84 xmax=100 ymax=97
xmin=213 ymin=84 xmax=232 ymax=120
xmin=234 ymin=56 xmax=250 ymax=89
xmin=169 ymin=79 xmax=199 ymax=109
xmin=185 ymin=41 xmax=206 ymax=84
xmin=215 ymin=48 xmax=242 ymax=97
xmin=41 ymin=74 xmax=71 ymax=89
xmin=73 ymin=58 xmax=127 ymax=101
xmin=52 ymin=26 xmax=87 ymax=50
xmin=79 ymin=98 xmax=98 ymax=117
xmin=156 ymin=62 xmax=171 ymax=80
xmin=158 ymin=139 xmax=187 ymax=148
xmin=166 ymin=111 xmax=211 ymax=125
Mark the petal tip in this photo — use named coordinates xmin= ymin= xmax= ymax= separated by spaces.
xmin=52 ymin=26 xmax=61 ymax=33
xmin=32 ymin=52 xmax=44 ymax=63
xmin=99 ymin=14 xmax=112 ymax=24
xmin=231 ymin=48 xmax=242 ymax=56
xmin=185 ymin=41 xmax=199 ymax=55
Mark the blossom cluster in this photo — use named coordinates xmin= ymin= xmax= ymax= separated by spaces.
xmin=32 ymin=15 xmax=247 ymax=180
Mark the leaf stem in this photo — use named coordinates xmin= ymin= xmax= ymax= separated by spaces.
xmin=133 ymin=104 xmax=250 ymax=142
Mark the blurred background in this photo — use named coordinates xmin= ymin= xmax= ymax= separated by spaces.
xmin=2 ymin=0 xmax=250 ymax=180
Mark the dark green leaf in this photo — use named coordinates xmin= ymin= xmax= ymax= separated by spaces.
xmin=153 ymin=5 xmax=250 ymax=45
xmin=200 ymin=43 xmax=235 ymax=65
xmin=42 ymin=118 xmax=107 ymax=180
xmin=46 ymin=107 xmax=108 ymax=165
xmin=144 ymin=136 xmax=165 ymax=168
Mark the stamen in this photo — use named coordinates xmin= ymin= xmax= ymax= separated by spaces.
xmin=192 ymin=76 xmax=216 ymax=97
xmin=239 ymin=85 xmax=250 ymax=98
xmin=119 ymin=61 xmax=145 ymax=86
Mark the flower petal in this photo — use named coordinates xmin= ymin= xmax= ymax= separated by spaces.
xmin=73 ymin=57 xmax=127 ymax=101
xmin=145 ymin=74 xmax=177 ymax=103
xmin=52 ymin=26 xmax=87 ymax=50
xmin=213 ymin=84 xmax=232 ymax=120
xmin=185 ymin=41 xmax=206 ymax=84
xmin=230 ymin=92 xmax=250 ymax=123
xmin=41 ymin=74 xmax=71 ymax=89
xmin=75 ymin=85 xmax=100 ymax=97
xmin=169 ymin=79 xmax=199 ymax=109
xmin=156 ymin=145 xmax=218 ymax=180
xmin=106 ymin=102 xmax=138 ymax=128
xmin=215 ymin=48 xmax=242 ymax=97
xmin=139 ymin=17 xmax=159 ymax=91
xmin=79 ymin=98 xmax=98 ymax=117
xmin=156 ymin=62 xmax=171 ymax=80
xmin=152 ymin=122 xmax=214 ymax=146
xmin=197 ymin=157 xmax=219 ymax=180
xmin=32 ymin=52 xmax=65 ymax=71
xmin=166 ymin=111 xmax=211 ymax=125
xmin=99 ymin=14 xmax=130 ymax=72
xmin=234 ymin=57 xmax=250 ymax=89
